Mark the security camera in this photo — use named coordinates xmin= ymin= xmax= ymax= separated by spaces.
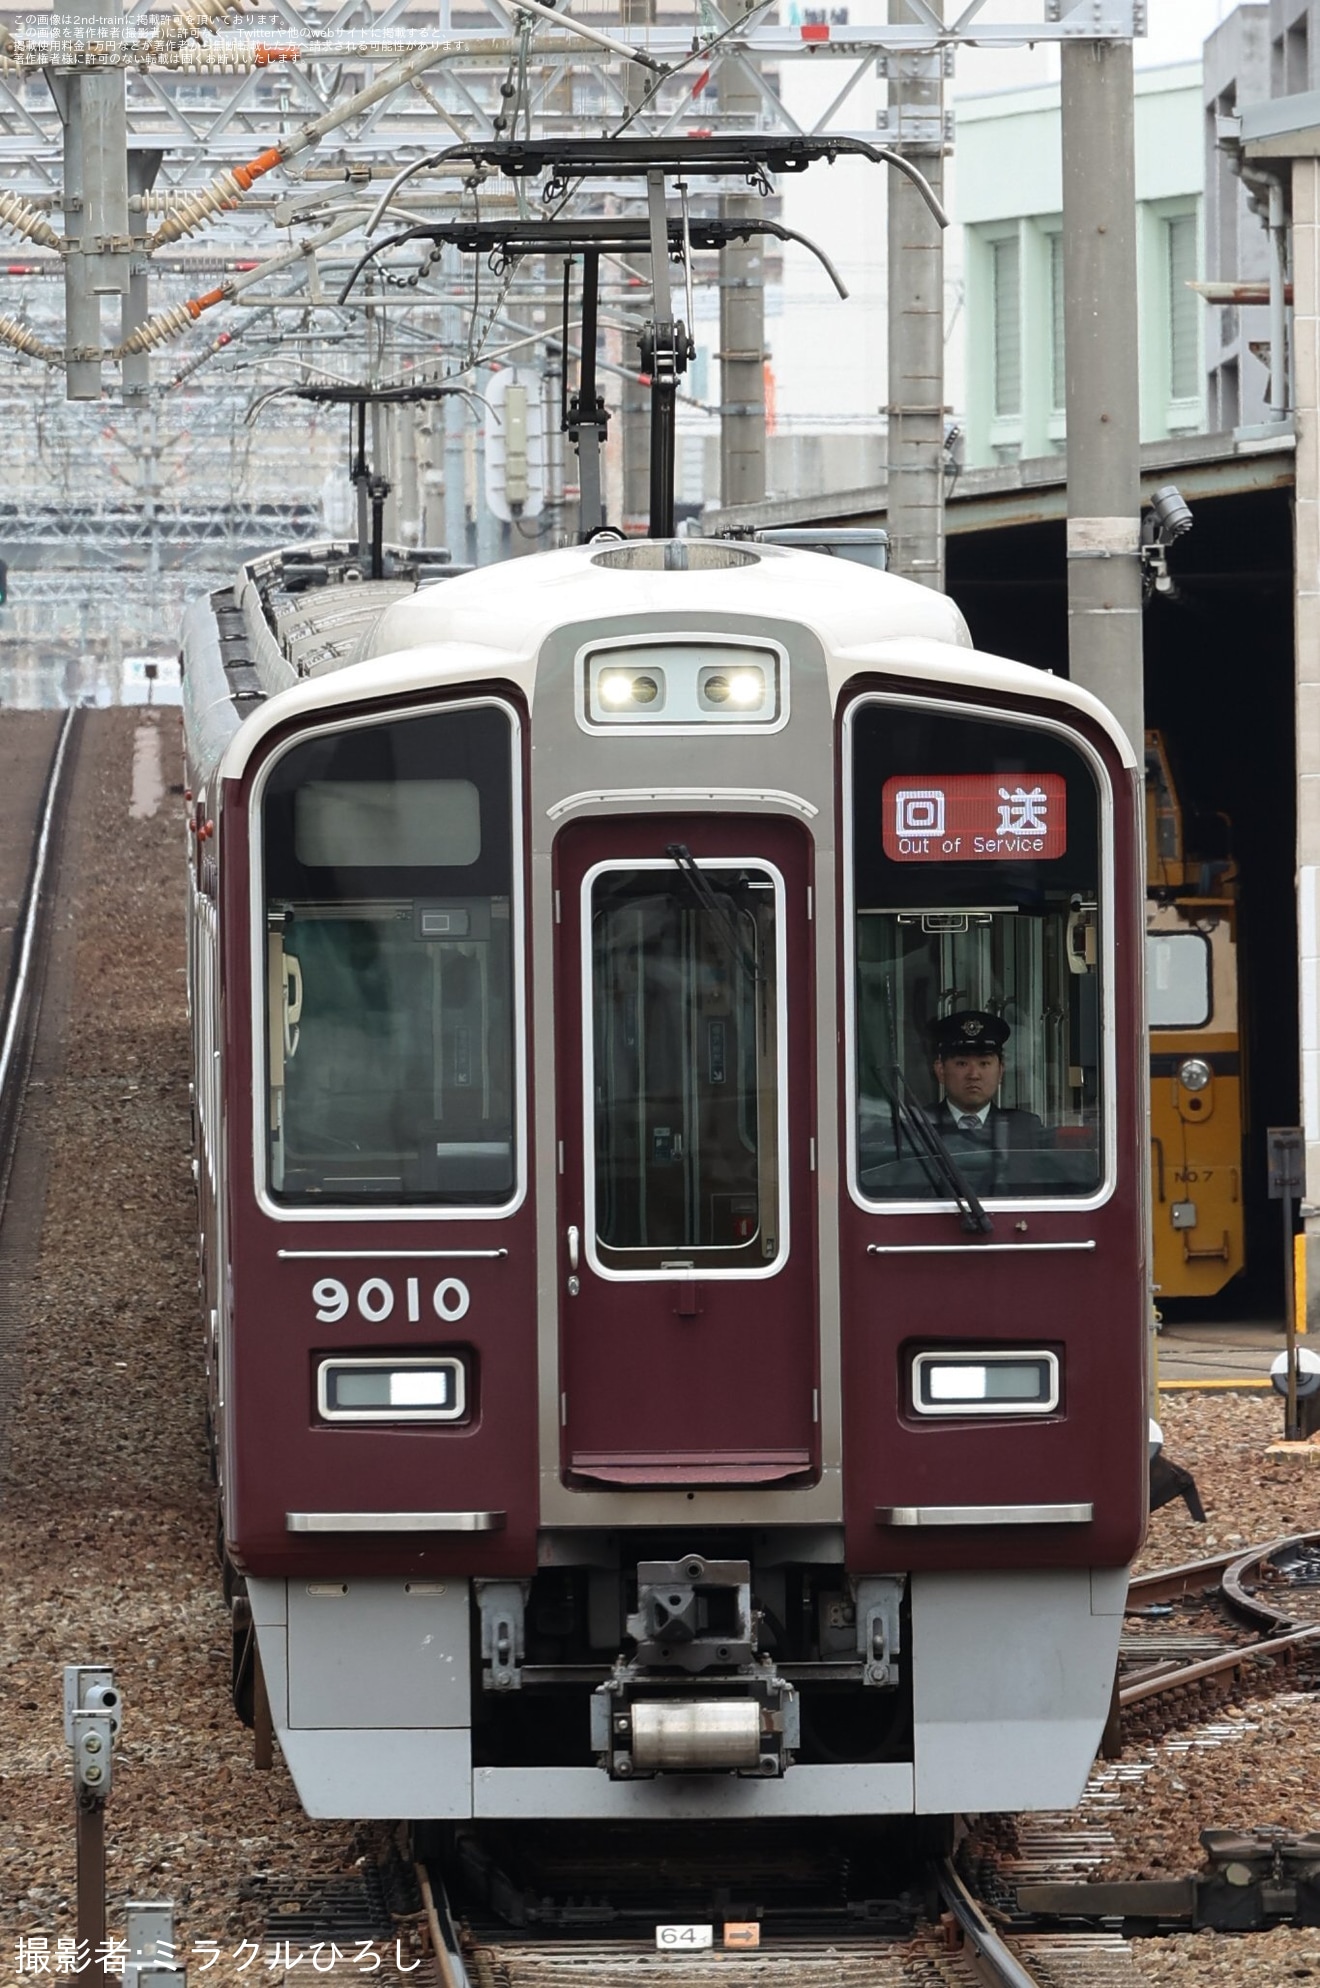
xmin=1148 ymin=484 xmax=1194 ymax=542
xmin=1141 ymin=485 xmax=1194 ymax=603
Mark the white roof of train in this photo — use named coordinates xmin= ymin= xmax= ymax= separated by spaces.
xmin=213 ymin=541 xmax=1138 ymax=780
xmin=360 ymin=540 xmax=970 ymax=668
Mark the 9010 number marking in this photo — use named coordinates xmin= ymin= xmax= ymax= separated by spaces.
xmin=313 ymin=1275 xmax=471 ymax=1325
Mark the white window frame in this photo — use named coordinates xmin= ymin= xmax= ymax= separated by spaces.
xmin=580 ymin=854 xmax=792 ymax=1283
xmin=248 ymin=696 xmax=528 ymax=1224
xmin=841 ymin=692 xmax=1119 ymax=1218
xmin=1163 ymin=205 xmax=1202 ymax=426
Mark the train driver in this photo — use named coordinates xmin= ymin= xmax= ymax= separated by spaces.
xmin=929 ymin=1010 xmax=1047 ymax=1154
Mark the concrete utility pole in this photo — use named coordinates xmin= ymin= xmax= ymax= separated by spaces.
xmin=52 ymin=0 xmax=130 ymax=400
xmin=885 ymin=1 xmax=947 ymax=590
xmin=394 ymin=402 xmax=420 ymax=546
xmin=443 ymin=247 xmax=470 ymax=560
xmin=1291 ymin=153 xmax=1320 ymax=1244
xmin=1060 ymin=39 xmax=1144 ymax=753
xmin=121 ymin=146 xmax=163 ymax=404
xmin=718 ymin=2 xmax=767 ymax=508
xmin=420 ymin=403 xmax=446 ymax=548
xmin=621 ymin=0 xmax=655 ymax=531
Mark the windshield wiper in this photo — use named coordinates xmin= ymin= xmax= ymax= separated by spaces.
xmin=666 ymin=843 xmax=762 ymax=986
xmin=881 ymin=1065 xmax=994 ymax=1235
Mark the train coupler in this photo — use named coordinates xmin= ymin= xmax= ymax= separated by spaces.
xmin=626 ymin=1554 xmax=757 ymax=1671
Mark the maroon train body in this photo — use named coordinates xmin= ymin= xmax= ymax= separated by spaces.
xmin=183 ymin=536 xmax=1147 ymax=1823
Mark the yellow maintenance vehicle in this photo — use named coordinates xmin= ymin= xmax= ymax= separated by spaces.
xmin=1146 ymin=731 xmax=1245 ymax=1303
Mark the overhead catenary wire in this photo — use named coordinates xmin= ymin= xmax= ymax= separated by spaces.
xmin=363 ymin=6 xmax=881 ymax=374
xmin=144 ymin=38 xmax=506 ymax=250
xmin=119 ymin=210 xmax=361 ymax=356
xmin=354 ymin=0 xmax=780 ymax=355
xmin=23 ymin=6 xmax=906 ymax=398
xmin=164 ymin=299 xmax=282 ymax=390
xmin=144 ymin=1 xmax=664 ymax=256
xmin=0 ymin=0 xmax=942 ymax=396
xmin=475 ymin=0 xmax=659 ymax=73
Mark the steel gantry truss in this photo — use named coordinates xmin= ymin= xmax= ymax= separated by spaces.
xmin=0 ymin=0 xmax=1147 ymax=667
xmin=0 ymin=0 xmax=1146 ymax=398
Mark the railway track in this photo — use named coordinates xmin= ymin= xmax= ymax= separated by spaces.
xmin=426 ymin=1541 xmax=1320 ymax=1986
xmin=936 ymin=1861 xmax=1073 ymax=1988
xmin=1120 ymin=1532 xmax=1320 ymax=1730
xmin=1129 ymin=1534 xmax=1320 ymax=1626
xmin=943 ymin=1534 xmax=1320 ymax=1968
xmin=438 ymin=1859 xmax=1132 ymax=1988
xmin=0 ymin=705 xmax=78 ymax=1226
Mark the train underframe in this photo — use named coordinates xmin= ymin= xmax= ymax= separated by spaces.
xmin=235 ymin=1533 xmax=1128 ymax=1821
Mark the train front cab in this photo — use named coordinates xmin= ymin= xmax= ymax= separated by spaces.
xmin=209 ymin=546 xmax=1147 ymax=1823
xmin=838 ymin=683 xmax=1146 ymax=1814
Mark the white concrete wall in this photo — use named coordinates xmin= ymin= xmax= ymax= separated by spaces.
xmin=691 ymin=3 xmax=1226 ymax=506
xmin=761 ymin=0 xmax=1065 ymax=464
xmin=951 ymin=62 xmax=1205 ymax=464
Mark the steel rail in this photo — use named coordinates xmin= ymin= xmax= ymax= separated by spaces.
xmin=416 ymin=1861 xmax=469 ymax=1988
xmin=0 ymin=707 xmax=77 ymax=1229
xmin=1116 ymin=1534 xmax=1320 ymax=1735
xmin=934 ymin=1860 xmax=1041 ymax=1988
xmin=1127 ymin=1531 xmax=1320 ymax=1628
xmin=1126 ymin=1548 xmax=1244 ymax=1608
xmin=1221 ymin=1531 xmax=1320 ymax=1634
xmin=1118 ymin=1621 xmax=1320 ymax=1708
xmin=0 ymin=707 xmax=76 ymax=1102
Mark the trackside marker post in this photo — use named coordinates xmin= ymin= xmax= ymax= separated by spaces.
xmin=124 ymin=1900 xmax=186 ymax=1986
xmin=64 ymin=1666 xmax=122 ymax=1988
xmin=1268 ymin=1128 xmax=1305 ymax=1437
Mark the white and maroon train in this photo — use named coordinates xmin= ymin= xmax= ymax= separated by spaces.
xmin=182 ymin=534 xmax=1147 ymax=1825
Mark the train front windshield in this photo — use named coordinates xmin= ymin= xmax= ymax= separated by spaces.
xmin=259 ymin=703 xmax=518 ymax=1206
xmin=589 ymin=863 xmax=781 ymax=1272
xmin=849 ymin=700 xmax=1106 ymax=1203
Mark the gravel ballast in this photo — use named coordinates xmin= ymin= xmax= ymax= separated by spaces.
xmin=0 ymin=712 xmax=404 ymax=1985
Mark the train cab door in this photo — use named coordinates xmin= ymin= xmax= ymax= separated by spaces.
xmin=553 ymin=814 xmax=819 ymax=1490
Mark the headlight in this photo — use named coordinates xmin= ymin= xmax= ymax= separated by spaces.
xmin=597 ymin=668 xmax=663 ymax=710
xmin=317 ymin=1355 xmax=466 ymax=1422
xmin=582 ymin=642 xmax=783 ymax=728
xmin=700 ymin=665 xmax=765 ymax=711
xmin=912 ymin=1350 xmax=1059 ymax=1416
xmin=1178 ymin=1057 xmax=1212 ymax=1092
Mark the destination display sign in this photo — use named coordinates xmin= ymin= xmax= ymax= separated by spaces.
xmin=882 ymin=774 xmax=1068 ymax=862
